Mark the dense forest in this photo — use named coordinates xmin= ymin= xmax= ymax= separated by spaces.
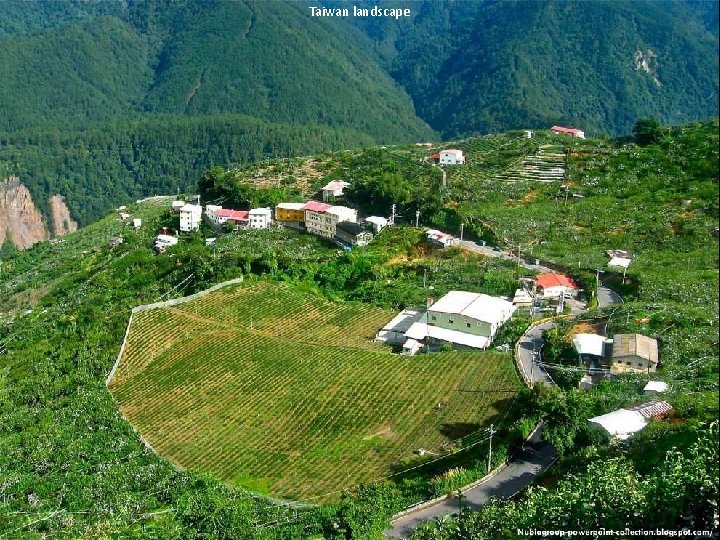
xmin=0 ymin=115 xmax=374 ymax=226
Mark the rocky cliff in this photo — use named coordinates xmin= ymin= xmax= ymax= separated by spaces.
xmin=0 ymin=177 xmax=78 ymax=251
xmin=0 ymin=176 xmax=48 ymax=250
xmin=49 ymin=194 xmax=78 ymax=237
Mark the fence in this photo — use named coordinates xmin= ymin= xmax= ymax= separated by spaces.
xmin=105 ymin=277 xmax=244 ymax=386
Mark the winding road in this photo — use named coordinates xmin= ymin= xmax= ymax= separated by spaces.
xmin=386 ymin=280 xmax=621 ymax=538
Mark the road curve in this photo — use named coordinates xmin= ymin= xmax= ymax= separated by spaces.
xmin=386 ymin=282 xmax=623 ymax=538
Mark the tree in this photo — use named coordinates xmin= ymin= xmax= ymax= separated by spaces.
xmin=633 ymin=118 xmax=662 ymax=146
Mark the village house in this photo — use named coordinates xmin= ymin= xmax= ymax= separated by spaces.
xmin=426 ymin=229 xmax=460 ymax=248
xmin=304 ymin=201 xmax=357 ymax=239
xmin=321 ymin=180 xmax=350 ymax=202
xmin=610 ymin=333 xmax=659 ymax=375
xmin=404 ymin=291 xmax=516 ymax=350
xmin=154 ymin=234 xmax=178 ymax=252
xmin=439 ymin=149 xmax=465 ymax=165
xmin=365 ymin=216 xmax=389 ymax=233
xmin=536 ymin=273 xmax=579 ymax=299
xmin=376 ymin=309 xmax=424 ymax=346
xmin=132 ymin=218 xmax=142 ymax=230
xmin=249 ymin=208 xmax=272 ymax=229
xmin=205 ymin=205 xmax=249 ymax=230
xmin=171 ymin=200 xmax=186 ymax=213
xmin=550 ymin=125 xmax=585 ymax=138
xmin=336 ymin=221 xmax=373 ymax=247
xmin=275 ymin=202 xmax=306 ymax=229
xmin=589 ymin=400 xmax=672 ymax=440
xmin=179 ymin=203 xmax=202 ymax=232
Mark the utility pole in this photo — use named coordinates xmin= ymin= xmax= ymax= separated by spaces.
xmin=390 ymin=204 xmax=396 ymax=226
xmin=415 ymin=209 xmax=420 ymax=227
xmin=487 ymin=423 xmax=496 ymax=473
xmin=460 ymin=222 xmax=464 ymax=242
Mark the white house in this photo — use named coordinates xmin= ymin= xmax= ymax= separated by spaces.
xmin=365 ymin=216 xmax=389 ymax=233
xmin=171 ymin=200 xmax=186 ymax=212
xmin=404 ymin=291 xmax=516 ymax=350
xmin=179 ymin=203 xmax=202 ymax=232
xmin=249 ymin=208 xmax=272 ymax=229
xmin=535 ymin=273 xmax=579 ymax=299
xmin=426 ymin=229 xmax=460 ymax=248
xmin=132 ymin=218 xmax=142 ymax=230
xmin=439 ymin=149 xmax=465 ymax=165
xmin=205 ymin=205 xmax=250 ymax=229
xmin=550 ymin=125 xmax=585 ymax=139
xmin=321 ymin=180 xmax=350 ymax=202
xmin=154 ymin=234 xmax=178 ymax=252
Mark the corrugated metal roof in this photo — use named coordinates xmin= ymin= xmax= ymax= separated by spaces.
xmin=612 ymin=334 xmax=659 ymax=363
xmin=589 ymin=409 xmax=648 ymax=439
xmin=572 ymin=333 xmax=607 ymax=357
xmin=405 ymin=316 xmax=491 ymax=349
xmin=627 ymin=400 xmax=672 ymax=419
xmin=277 ymin=202 xmax=306 ymax=210
xmin=428 ymin=291 xmax=515 ymax=325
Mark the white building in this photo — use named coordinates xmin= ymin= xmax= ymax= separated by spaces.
xmin=303 ymin=202 xmax=357 ymax=239
xmin=321 ymin=180 xmax=350 ymax=202
xmin=365 ymin=216 xmax=389 ymax=233
xmin=644 ymin=381 xmax=669 ymax=395
xmin=132 ymin=218 xmax=142 ymax=230
xmin=376 ymin=309 xmax=424 ymax=345
xmin=404 ymin=291 xmax=516 ymax=350
xmin=248 ymin=208 xmax=272 ymax=229
xmin=439 ymin=149 xmax=465 ymax=165
xmin=154 ymin=234 xmax=178 ymax=252
xmin=179 ymin=203 xmax=202 ymax=232
xmin=205 ymin=205 xmax=249 ymax=229
xmin=426 ymin=229 xmax=460 ymax=248
xmin=171 ymin=200 xmax=186 ymax=213
xmin=589 ymin=401 xmax=672 ymax=440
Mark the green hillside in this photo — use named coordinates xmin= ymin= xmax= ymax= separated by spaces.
xmin=0 ymin=114 xmax=375 ymax=226
xmin=0 ymin=1 xmax=433 ymax=141
xmin=345 ymin=0 xmax=719 ymax=138
xmin=0 ymin=119 xmax=717 ymax=536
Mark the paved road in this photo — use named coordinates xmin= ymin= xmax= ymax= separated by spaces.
xmin=385 ymin=280 xmax=624 ymax=538
xmin=597 ymin=285 xmax=623 ymax=308
xmin=387 ymin=428 xmax=556 ymax=538
xmin=460 ymin=240 xmax=554 ymax=274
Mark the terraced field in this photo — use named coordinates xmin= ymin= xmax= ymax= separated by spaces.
xmin=109 ymin=280 xmax=520 ymax=501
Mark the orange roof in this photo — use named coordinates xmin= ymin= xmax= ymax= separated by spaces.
xmin=536 ymin=273 xmax=579 ymax=289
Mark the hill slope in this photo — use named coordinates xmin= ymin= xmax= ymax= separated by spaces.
xmin=344 ymin=0 xmax=719 ymax=137
xmin=0 ymin=1 xmax=433 ymax=141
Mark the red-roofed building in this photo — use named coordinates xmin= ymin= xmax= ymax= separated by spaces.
xmin=429 ymin=152 xmax=440 ymax=163
xmin=550 ymin=125 xmax=585 ymax=139
xmin=302 ymin=201 xmax=332 ymax=213
xmin=536 ymin=273 xmax=579 ymax=299
xmin=205 ymin=205 xmax=249 ymax=230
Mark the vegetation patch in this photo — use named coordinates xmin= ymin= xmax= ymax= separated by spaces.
xmin=110 ymin=280 xmax=520 ymax=501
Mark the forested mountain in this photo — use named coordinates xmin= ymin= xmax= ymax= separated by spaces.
xmin=0 ymin=1 xmax=432 ymax=141
xmin=0 ymin=0 xmax=717 ymax=237
xmin=0 ymin=115 xmax=375 ymax=227
xmin=343 ymin=0 xmax=719 ymax=138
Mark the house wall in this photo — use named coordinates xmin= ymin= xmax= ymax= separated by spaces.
xmin=427 ymin=310 xmax=494 ymax=339
xmin=276 ymin=207 xmax=305 ymax=222
xmin=610 ymin=354 xmax=656 ymax=374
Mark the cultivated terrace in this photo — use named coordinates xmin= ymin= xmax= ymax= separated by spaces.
xmin=0 ymin=120 xmax=717 ymax=538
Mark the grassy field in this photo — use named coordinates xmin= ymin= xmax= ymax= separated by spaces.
xmin=109 ymin=280 xmax=520 ymax=501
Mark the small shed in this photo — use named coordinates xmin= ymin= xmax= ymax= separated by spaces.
xmin=401 ymin=338 xmax=422 ymax=356
xmin=132 ymin=218 xmax=142 ymax=229
xmin=643 ymin=381 xmax=669 ymax=395
xmin=610 ymin=333 xmax=659 ymax=375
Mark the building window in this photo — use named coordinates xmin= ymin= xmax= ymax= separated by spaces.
xmin=466 ymin=322 xmax=471 ymax=328
xmin=431 ymin=315 xmax=436 ymax=321
xmin=448 ymin=319 xmax=454 ymax=324
xmin=638 ymin=363 xmax=643 ymax=367
xmin=626 ymin=361 xmax=631 ymax=366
